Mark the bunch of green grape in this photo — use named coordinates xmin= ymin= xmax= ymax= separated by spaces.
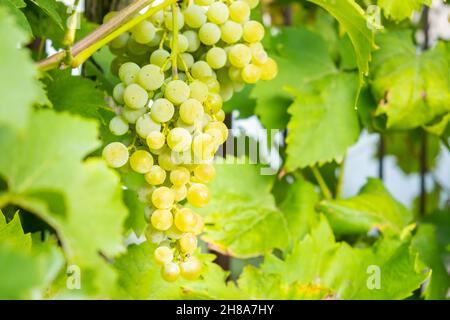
xmin=102 ymin=0 xmax=277 ymax=282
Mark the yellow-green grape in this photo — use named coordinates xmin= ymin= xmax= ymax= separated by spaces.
xmin=145 ymin=165 xmax=166 ymax=185
xmin=122 ymin=107 xmax=146 ymax=124
xmin=124 ymin=84 xmax=148 ymax=109
xmin=190 ymin=61 xmax=213 ymax=80
xmin=228 ymin=44 xmax=252 ymax=68
xmin=154 ymin=246 xmax=173 ymax=265
xmin=207 ymin=2 xmax=229 ymax=24
xmin=167 ymin=127 xmax=192 ymax=152
xmin=150 ymin=98 xmax=175 ymax=122
xmin=244 ymin=0 xmax=260 ymax=9
xmin=243 ymin=20 xmax=265 ymax=43
xmin=183 ymin=4 xmax=206 ymax=28
xmin=199 ymin=22 xmax=221 ymax=46
xmin=119 ymin=62 xmax=140 ymax=85
xmin=166 ymin=224 xmax=184 ymax=239
xmin=187 ymin=183 xmax=211 ymax=207
xmin=136 ymin=113 xmax=161 ymax=138
xmin=130 ymin=150 xmax=154 ymax=174
xmin=229 ymin=1 xmax=250 ymax=23
xmin=146 ymin=131 xmax=165 ymax=150
xmin=150 ymin=49 xmax=171 ymax=71
xmin=161 ymin=262 xmax=180 ymax=282
xmin=172 ymin=184 xmax=187 ymax=202
xmin=259 ymin=57 xmax=278 ymax=80
xmin=194 ymin=0 xmax=213 ymax=5
xmin=204 ymin=92 xmax=223 ymax=114
xmin=220 ymin=82 xmax=233 ymax=102
xmin=164 ymin=80 xmax=191 ymax=105
xmin=215 ymin=109 xmax=226 ymax=122
xmin=206 ymin=47 xmax=227 ymax=69
xmin=152 ymin=186 xmax=175 ymax=209
xmin=203 ymin=77 xmax=220 ymax=93
xmin=178 ymin=53 xmax=194 ymax=71
xmin=158 ymin=149 xmax=178 ymax=171
xmin=110 ymin=32 xmax=129 ymax=50
xmin=233 ymin=81 xmax=245 ymax=92
xmin=249 ymin=42 xmax=268 ymax=65
xmin=192 ymin=213 xmax=204 ymax=235
xmin=194 ymin=164 xmax=216 ymax=183
xmin=146 ymin=226 xmax=165 ymax=242
xmin=183 ymin=30 xmax=201 ymax=52
xmin=189 ymin=80 xmax=209 ymax=103
xmin=113 ymin=83 xmax=125 ymax=104
xmin=228 ymin=66 xmax=242 ymax=82
xmin=205 ymin=127 xmax=223 ymax=146
xmin=109 ymin=116 xmax=129 ymax=136
xmin=180 ymin=257 xmax=202 ymax=280
xmin=164 ymin=9 xmax=184 ymax=30
xmin=179 ymin=233 xmax=198 ymax=254
xmin=174 ymin=208 xmax=198 ymax=232
xmin=176 ymin=118 xmax=196 ymax=134
xmin=102 ymin=142 xmax=129 ymax=168
xmin=170 ymin=167 xmax=191 ymax=186
xmin=241 ymin=64 xmax=261 ymax=83
xmin=200 ymin=113 xmax=213 ymax=129
xmin=151 ymin=209 xmax=173 ymax=231
xmin=220 ymin=21 xmax=243 ymax=44
xmin=150 ymin=9 xmax=164 ymax=25
xmin=132 ymin=20 xmax=156 ymax=44
xmin=171 ymin=34 xmax=189 ymax=53
xmin=138 ymin=187 xmax=152 ymax=203
xmin=180 ymin=99 xmax=204 ymax=124
xmin=148 ymin=30 xmax=162 ymax=47
xmin=204 ymin=121 xmax=228 ymax=144
xmin=137 ymin=64 xmax=164 ymax=91
xmin=192 ymin=133 xmax=216 ymax=161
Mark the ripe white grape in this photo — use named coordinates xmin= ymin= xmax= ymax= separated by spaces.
xmin=136 ymin=113 xmax=161 ymax=138
xmin=103 ymin=142 xmax=129 ymax=168
xmin=119 ymin=62 xmax=140 ymax=85
xmin=122 ymin=107 xmax=146 ymax=124
xmin=179 ymin=99 xmax=204 ymax=124
xmin=199 ymin=23 xmax=221 ymax=45
xmin=124 ymin=84 xmax=149 ymax=109
xmin=178 ymin=53 xmax=194 ymax=71
xmin=250 ymin=42 xmax=269 ymax=65
xmin=220 ymin=21 xmax=243 ymax=44
xmin=187 ymin=183 xmax=211 ymax=207
xmin=206 ymin=47 xmax=227 ymax=69
xmin=204 ymin=121 xmax=228 ymax=143
xmin=184 ymin=5 xmax=206 ymax=29
xmin=170 ymin=167 xmax=191 ymax=186
xmin=151 ymin=209 xmax=173 ymax=230
xmin=161 ymin=262 xmax=180 ymax=282
xmin=229 ymin=1 xmax=250 ymax=23
xmin=244 ymin=0 xmax=260 ymax=9
xmin=179 ymin=233 xmax=197 ymax=253
xmin=174 ymin=208 xmax=198 ymax=232
xmin=259 ymin=57 xmax=278 ymax=80
xmin=243 ymin=20 xmax=265 ymax=43
xmin=228 ymin=44 xmax=252 ymax=68
xmin=152 ymin=186 xmax=175 ymax=209
xmin=154 ymin=246 xmax=173 ymax=265
xmin=109 ymin=116 xmax=129 ymax=136
xmin=204 ymin=92 xmax=223 ymax=114
xmin=172 ymin=184 xmax=187 ymax=202
xmin=164 ymin=80 xmax=190 ymax=105
xmin=130 ymin=150 xmax=154 ymax=173
xmin=113 ymin=83 xmax=125 ymax=104
xmin=146 ymin=131 xmax=165 ymax=150
xmin=145 ymin=165 xmax=166 ymax=185
xmin=241 ymin=63 xmax=261 ymax=83
xmin=192 ymin=133 xmax=216 ymax=161
xmin=191 ymin=61 xmax=213 ymax=79
xmin=167 ymin=127 xmax=192 ymax=152
xmin=164 ymin=10 xmax=184 ymax=31
xmin=150 ymin=98 xmax=175 ymax=122
xmin=132 ymin=20 xmax=156 ymax=44
xmin=183 ymin=30 xmax=201 ymax=52
xmin=194 ymin=164 xmax=216 ymax=183
xmin=189 ymin=80 xmax=209 ymax=103
xmin=207 ymin=2 xmax=229 ymax=24
xmin=150 ymin=49 xmax=171 ymax=71
xmin=180 ymin=257 xmax=202 ymax=280
xmin=137 ymin=64 xmax=164 ymax=91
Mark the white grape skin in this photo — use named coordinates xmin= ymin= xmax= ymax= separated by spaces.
xmin=103 ymin=142 xmax=129 ymax=168
xmin=207 ymin=2 xmax=229 ymax=24
xmin=167 ymin=127 xmax=193 ymax=152
xmin=164 ymin=80 xmax=191 ymax=105
xmin=190 ymin=61 xmax=213 ymax=80
xmin=132 ymin=20 xmax=156 ymax=44
xmin=137 ymin=64 xmax=164 ymax=91
xmin=198 ymin=23 xmax=221 ymax=46
xmin=124 ymin=84 xmax=149 ymax=109
xmin=136 ymin=113 xmax=161 ymax=138
xmin=122 ymin=107 xmax=146 ymax=124
xmin=179 ymin=99 xmax=204 ymax=125
xmin=183 ymin=30 xmax=201 ymax=53
xmin=118 ymin=62 xmax=140 ymax=85
xmin=109 ymin=116 xmax=129 ymax=136
xmin=150 ymin=98 xmax=175 ymax=123
xmin=150 ymin=49 xmax=171 ymax=71
xmin=113 ymin=83 xmax=125 ymax=104
xmin=220 ymin=21 xmax=243 ymax=44
xmin=206 ymin=47 xmax=227 ymax=69
xmin=183 ymin=5 xmax=207 ymax=29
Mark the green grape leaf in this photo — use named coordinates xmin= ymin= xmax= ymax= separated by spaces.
xmin=223 ymin=85 xmax=256 ymax=119
xmin=318 ymin=178 xmax=413 ymax=235
xmin=29 ymin=0 xmax=64 ymax=29
xmin=0 ymin=7 xmax=40 ymax=129
xmin=285 ymin=72 xmax=360 ymax=171
xmin=0 ymin=213 xmax=31 ymax=251
xmin=378 ymin=0 xmax=431 ymax=21
xmin=122 ymin=189 xmax=147 ymax=236
xmin=197 ymin=157 xmax=289 ymax=258
xmin=371 ymin=31 xmax=450 ymax=129
xmin=1 ymin=0 xmax=32 ymax=35
xmin=114 ymin=241 xmax=245 ymax=299
xmin=252 ymin=27 xmax=337 ymax=129
xmin=308 ymin=0 xmax=375 ymax=95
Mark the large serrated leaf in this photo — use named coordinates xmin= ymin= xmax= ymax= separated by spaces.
xmin=378 ymin=0 xmax=431 ymax=21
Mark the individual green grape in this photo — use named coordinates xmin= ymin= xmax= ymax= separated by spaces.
xmin=147 ymin=226 xmax=165 ymax=243
xmin=167 ymin=127 xmax=192 ymax=152
xmin=136 ymin=113 xmax=161 ymax=138
xmin=122 ymin=107 xmax=146 ymax=124
xmin=124 ymin=84 xmax=149 ymax=109
xmin=243 ymin=20 xmax=265 ymax=43
xmin=151 ymin=209 xmax=173 ymax=230
xmin=206 ymin=47 xmax=227 ymax=69
xmin=229 ymin=1 xmax=250 ymax=23
xmin=241 ymin=63 xmax=261 ymax=83
xmin=205 ymin=127 xmax=223 ymax=147
xmin=132 ymin=20 xmax=156 ymax=44
xmin=158 ymin=149 xmax=178 ymax=171
xmin=191 ymin=61 xmax=213 ymax=79
xmin=164 ymin=80 xmax=191 ymax=105
xmin=110 ymin=32 xmax=130 ymax=49
xmin=119 ymin=62 xmax=140 ymax=85
xmin=178 ymin=53 xmax=194 ymax=72
xmin=204 ymin=121 xmax=228 ymax=144
xmin=187 ymin=183 xmax=211 ymax=207
xmin=259 ymin=57 xmax=278 ymax=80
xmin=219 ymin=82 xmax=233 ymax=102
xmin=179 ymin=233 xmax=197 ymax=254
xmin=174 ymin=208 xmax=198 ymax=232
xmin=184 ymin=5 xmax=206 ymax=29
xmin=169 ymin=34 xmax=189 ymax=53
xmin=150 ymin=9 xmax=164 ymax=25
xmin=204 ymin=92 xmax=223 ymax=114
xmin=189 ymin=80 xmax=209 ymax=103
xmin=102 ymin=142 xmax=129 ymax=168
xmin=180 ymin=257 xmax=202 ymax=280
xmin=203 ymin=77 xmax=220 ymax=93
xmin=199 ymin=22 xmax=221 ymax=45
xmin=166 ymin=224 xmax=184 ymax=240
xmin=194 ymin=163 xmax=216 ymax=183
xmin=207 ymin=2 xmax=229 ymax=24
xmin=183 ymin=30 xmax=201 ymax=53
xmin=228 ymin=44 xmax=252 ymax=68
xmin=220 ymin=20 xmax=243 ymax=44
xmin=192 ymin=133 xmax=216 ymax=161
xmin=172 ymin=184 xmax=187 ymax=202
xmin=164 ymin=10 xmax=184 ymax=31
xmin=176 ymin=118 xmax=196 ymax=134
xmin=113 ymin=83 xmax=125 ymax=104
xmin=233 ymin=81 xmax=245 ymax=92
xmin=130 ymin=150 xmax=154 ymax=173
xmin=152 ymin=186 xmax=175 ymax=209
xmin=146 ymin=131 xmax=165 ymax=150
xmin=214 ymin=109 xmax=226 ymax=122
xmin=161 ymin=262 xmax=180 ymax=282
xmin=249 ymin=42 xmax=268 ymax=65
xmin=145 ymin=165 xmax=166 ymax=185
xmin=170 ymin=167 xmax=191 ymax=186
xmin=243 ymin=0 xmax=260 ymax=9
xmin=150 ymin=49 xmax=171 ymax=71
xmin=154 ymin=246 xmax=174 ymax=265
xmin=137 ymin=64 xmax=164 ymax=91
xmin=228 ymin=66 xmax=242 ymax=82
xmin=147 ymin=30 xmax=163 ymax=47
xmin=109 ymin=116 xmax=129 ymax=136
xmin=179 ymin=98 xmax=204 ymax=124
xmin=191 ymin=213 xmax=204 ymax=235
xmin=150 ymin=98 xmax=175 ymax=122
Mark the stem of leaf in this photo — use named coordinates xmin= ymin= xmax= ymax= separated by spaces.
xmin=311 ymin=166 xmax=332 ymax=200
xmin=335 ymin=156 xmax=345 ymax=199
